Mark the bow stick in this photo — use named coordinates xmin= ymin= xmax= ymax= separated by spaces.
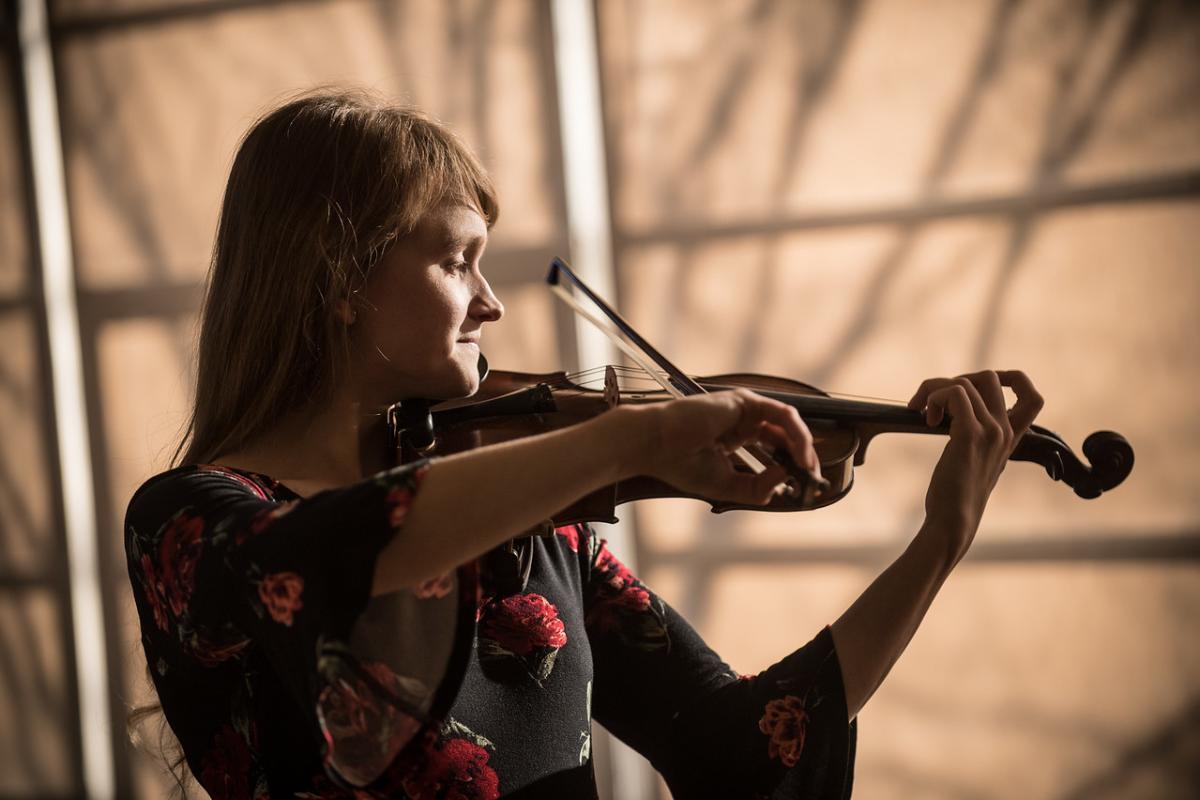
xmin=546 ymin=257 xmax=827 ymax=502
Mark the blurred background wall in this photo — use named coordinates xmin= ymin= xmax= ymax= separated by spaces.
xmin=1 ymin=0 xmax=1197 ymax=798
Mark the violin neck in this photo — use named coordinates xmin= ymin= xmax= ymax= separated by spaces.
xmin=705 ymin=383 xmax=931 ymax=429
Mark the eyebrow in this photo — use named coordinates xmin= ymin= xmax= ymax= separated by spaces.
xmin=433 ymin=229 xmax=486 ymax=255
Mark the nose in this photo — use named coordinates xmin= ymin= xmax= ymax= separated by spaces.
xmin=471 ymin=275 xmax=504 ymax=323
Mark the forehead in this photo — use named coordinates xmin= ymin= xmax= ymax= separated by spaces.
xmin=415 ymin=204 xmax=488 ymax=253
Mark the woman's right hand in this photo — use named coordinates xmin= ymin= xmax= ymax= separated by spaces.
xmin=633 ymin=389 xmax=820 ymax=506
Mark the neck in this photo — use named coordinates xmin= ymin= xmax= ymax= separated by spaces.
xmin=218 ymin=387 xmax=393 ymax=488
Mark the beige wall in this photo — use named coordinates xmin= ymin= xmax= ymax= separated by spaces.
xmin=1 ymin=1 xmax=1196 ymax=798
xmin=598 ymin=1 xmax=1200 ymax=798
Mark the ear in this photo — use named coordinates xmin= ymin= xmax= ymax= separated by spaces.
xmin=334 ymin=298 xmax=357 ymax=326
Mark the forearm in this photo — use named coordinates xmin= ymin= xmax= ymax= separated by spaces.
xmin=372 ymin=404 xmax=650 ymax=595
xmin=829 ymin=520 xmax=966 ymax=721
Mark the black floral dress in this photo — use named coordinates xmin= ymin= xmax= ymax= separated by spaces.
xmin=125 ymin=461 xmax=857 ymax=799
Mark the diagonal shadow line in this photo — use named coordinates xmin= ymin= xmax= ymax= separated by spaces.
xmin=972 ymin=0 xmax=1159 ymax=365
xmin=970 ymin=212 xmax=1035 ymax=367
xmin=730 ymin=240 xmax=779 ymax=377
xmin=445 ymin=0 xmax=471 ymax=125
xmin=0 ymin=589 xmax=68 ymax=782
xmin=1057 ymin=695 xmax=1200 ymax=800
xmin=656 ymin=0 xmax=1017 ymax=605
xmin=122 ymin=27 xmax=221 ymax=378
xmin=805 ymin=0 xmax=1021 ymax=387
xmin=0 ymin=357 xmax=33 ymax=413
xmin=660 ymin=0 xmax=774 ymax=214
xmin=12 ymin=590 xmax=65 ymax=718
xmin=0 ymin=447 xmax=46 ymax=566
xmin=735 ymin=1 xmax=862 ymax=373
xmin=923 ymin=0 xmax=1020 ymax=188
xmin=469 ymin=0 xmax=495 ymax=167
xmin=375 ymin=0 xmax=412 ymax=96
xmin=644 ymin=241 xmax=686 ymax=365
xmin=769 ymin=0 xmax=862 ymax=201
xmin=67 ymin=40 xmax=177 ymax=290
xmin=0 ymin=611 xmax=56 ymax=789
xmin=1040 ymin=0 xmax=1159 ymax=178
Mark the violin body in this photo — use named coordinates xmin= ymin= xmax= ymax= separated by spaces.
xmin=389 ymin=367 xmax=1134 ymax=528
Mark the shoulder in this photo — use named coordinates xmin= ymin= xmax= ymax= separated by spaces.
xmin=125 ymin=465 xmax=280 ymax=539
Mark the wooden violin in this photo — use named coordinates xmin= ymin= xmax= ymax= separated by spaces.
xmin=388 ymin=258 xmax=1134 ymax=527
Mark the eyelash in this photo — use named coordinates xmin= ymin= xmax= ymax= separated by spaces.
xmin=447 ymin=260 xmax=470 ymax=274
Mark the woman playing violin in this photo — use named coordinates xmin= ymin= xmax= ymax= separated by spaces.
xmin=125 ymin=89 xmax=1044 ymax=799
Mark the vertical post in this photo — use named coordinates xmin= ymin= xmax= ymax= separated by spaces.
xmin=18 ymin=1 xmax=114 ymax=797
xmin=548 ymin=1 xmax=654 ymax=797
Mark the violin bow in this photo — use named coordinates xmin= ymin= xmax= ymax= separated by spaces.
xmin=546 ymin=257 xmax=827 ymax=501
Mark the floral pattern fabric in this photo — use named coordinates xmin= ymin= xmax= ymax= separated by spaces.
xmin=126 ymin=464 xmax=856 ymax=799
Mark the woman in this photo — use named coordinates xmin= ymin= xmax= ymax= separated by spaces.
xmin=126 ymin=89 xmax=1042 ymax=799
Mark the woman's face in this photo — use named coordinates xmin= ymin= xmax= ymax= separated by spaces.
xmin=351 ymin=203 xmax=503 ymax=405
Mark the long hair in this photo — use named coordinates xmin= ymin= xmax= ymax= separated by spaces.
xmin=130 ymin=89 xmax=498 ymax=796
xmin=175 ymin=87 xmax=498 ymax=466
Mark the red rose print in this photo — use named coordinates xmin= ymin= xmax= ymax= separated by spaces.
xmin=199 ymin=724 xmax=253 ymax=799
xmin=555 ymin=525 xmax=580 ymax=552
xmin=189 ymin=631 xmax=251 ymax=666
xmin=413 ymin=571 xmax=454 ymax=600
xmin=480 ymin=593 xmax=567 ymax=656
xmin=586 ymin=548 xmax=652 ymax=634
xmin=595 ymin=547 xmax=638 ymax=591
xmin=158 ymin=511 xmax=204 ymax=617
xmin=402 ymin=737 xmax=500 ymax=800
xmin=613 ymin=583 xmax=650 ymax=613
xmin=258 ymin=572 xmax=304 ymax=626
xmin=758 ymin=695 xmax=809 ymax=768
xmin=139 ymin=553 xmax=170 ymax=631
xmin=386 ymin=486 xmax=415 ymax=528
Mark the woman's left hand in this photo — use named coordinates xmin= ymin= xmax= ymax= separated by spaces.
xmin=907 ymin=370 xmax=1044 ymax=558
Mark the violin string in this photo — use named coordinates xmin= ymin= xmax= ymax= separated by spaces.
xmin=565 ymin=364 xmax=673 ymax=391
xmin=822 ymin=389 xmax=907 ymax=405
xmin=565 ymin=365 xmax=908 ymax=407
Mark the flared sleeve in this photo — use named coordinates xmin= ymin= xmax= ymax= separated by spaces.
xmin=578 ymin=524 xmax=856 ymax=799
xmin=124 ymin=463 xmax=477 ymax=789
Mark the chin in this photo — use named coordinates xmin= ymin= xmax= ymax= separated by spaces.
xmin=427 ymin=369 xmax=479 ymax=403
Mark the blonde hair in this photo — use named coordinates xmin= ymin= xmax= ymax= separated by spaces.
xmin=176 ymin=87 xmax=498 ymax=466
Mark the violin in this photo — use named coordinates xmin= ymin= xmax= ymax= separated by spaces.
xmin=388 ymin=258 xmax=1134 ymax=528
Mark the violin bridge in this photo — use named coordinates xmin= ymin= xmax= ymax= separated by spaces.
xmin=604 ymin=365 xmax=620 ymax=409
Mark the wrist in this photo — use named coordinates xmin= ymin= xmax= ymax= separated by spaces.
xmin=596 ymin=403 xmax=657 ymax=482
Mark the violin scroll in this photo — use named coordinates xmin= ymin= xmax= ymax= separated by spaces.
xmin=1010 ymin=427 xmax=1134 ymax=499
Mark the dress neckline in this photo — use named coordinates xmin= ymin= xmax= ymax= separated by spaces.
xmin=194 ymin=463 xmax=302 ymax=501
